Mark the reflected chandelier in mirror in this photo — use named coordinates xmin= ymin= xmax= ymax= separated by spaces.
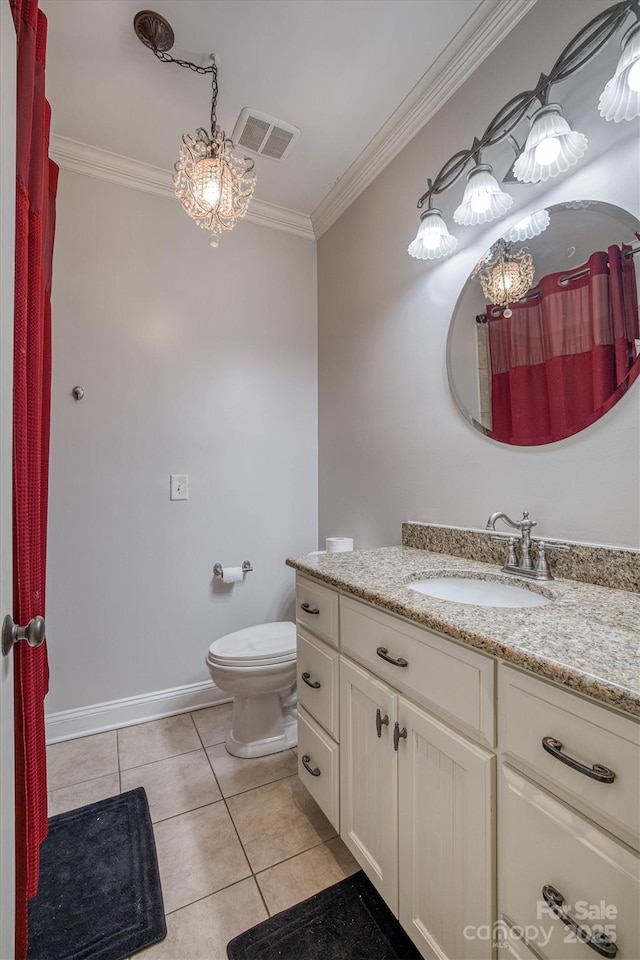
xmin=447 ymin=201 xmax=640 ymax=446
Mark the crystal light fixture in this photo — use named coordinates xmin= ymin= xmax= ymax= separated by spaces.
xmin=408 ymin=209 xmax=458 ymax=260
xmin=504 ymin=208 xmax=550 ymax=243
xmin=472 ymin=239 xmax=535 ymax=312
xmin=453 ymin=164 xmax=513 ymax=226
xmin=513 ymin=104 xmax=588 ymax=183
xmin=134 ymin=11 xmax=256 ymax=247
xmin=599 ymin=21 xmax=640 ymax=121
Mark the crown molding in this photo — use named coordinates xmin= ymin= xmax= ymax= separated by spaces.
xmin=49 ymin=134 xmax=316 ymax=242
xmin=311 ymin=0 xmax=538 ymax=239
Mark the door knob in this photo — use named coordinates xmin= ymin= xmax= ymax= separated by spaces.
xmin=2 ymin=614 xmax=46 ymax=657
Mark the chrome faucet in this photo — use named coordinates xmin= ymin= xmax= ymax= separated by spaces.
xmin=485 ymin=510 xmax=570 ymax=580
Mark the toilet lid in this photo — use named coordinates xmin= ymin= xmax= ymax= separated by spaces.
xmin=207 ymin=621 xmax=296 ymax=666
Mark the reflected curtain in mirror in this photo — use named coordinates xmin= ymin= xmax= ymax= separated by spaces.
xmin=483 ymin=245 xmax=639 ymax=445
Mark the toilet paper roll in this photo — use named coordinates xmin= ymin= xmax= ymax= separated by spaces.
xmin=326 ymin=537 xmax=354 ymax=553
xmin=220 ymin=566 xmax=244 ymax=583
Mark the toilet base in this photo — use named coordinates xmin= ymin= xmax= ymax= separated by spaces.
xmin=226 ymin=712 xmax=297 ymax=759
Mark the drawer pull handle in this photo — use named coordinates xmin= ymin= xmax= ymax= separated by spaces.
xmin=542 ymin=885 xmax=617 ymax=958
xmin=301 ymin=754 xmax=321 ymax=777
xmin=300 ymin=602 xmax=320 ymax=615
xmin=393 ymin=722 xmax=407 ymax=751
xmin=376 ymin=646 xmax=408 ymax=668
xmin=301 ymin=672 xmax=321 ymax=689
xmin=375 ymin=708 xmax=389 ymax=738
xmin=542 ymin=737 xmax=616 ymax=783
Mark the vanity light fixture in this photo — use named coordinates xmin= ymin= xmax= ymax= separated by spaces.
xmin=453 ymin=164 xmax=513 ymax=226
xmin=504 ymin=208 xmax=550 ymax=242
xmin=134 ymin=10 xmax=256 ymax=246
xmin=408 ymin=207 xmax=458 ymax=260
xmin=408 ymin=0 xmax=639 ymax=260
xmin=512 ymin=104 xmax=588 ymax=183
xmin=599 ymin=20 xmax=640 ymax=120
xmin=472 ymin=239 xmax=535 ymax=314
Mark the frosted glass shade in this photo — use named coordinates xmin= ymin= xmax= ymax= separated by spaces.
xmin=599 ymin=23 xmax=640 ymax=122
xmin=408 ymin=209 xmax=458 ymax=260
xmin=453 ymin=164 xmax=513 ymax=226
xmin=504 ymin=208 xmax=550 ymax=242
xmin=513 ymin=104 xmax=588 ymax=183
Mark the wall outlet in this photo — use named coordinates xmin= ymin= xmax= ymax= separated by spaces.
xmin=170 ymin=474 xmax=189 ymax=501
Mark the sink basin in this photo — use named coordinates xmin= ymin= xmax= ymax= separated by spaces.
xmin=407 ymin=577 xmax=551 ymax=608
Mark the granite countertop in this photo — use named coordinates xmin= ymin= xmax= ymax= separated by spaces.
xmin=286 ymin=546 xmax=640 ymax=718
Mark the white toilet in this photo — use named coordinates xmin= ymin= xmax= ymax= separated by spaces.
xmin=205 ymin=621 xmax=297 ymax=758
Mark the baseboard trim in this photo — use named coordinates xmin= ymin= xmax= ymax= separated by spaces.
xmin=45 ymin=680 xmax=231 ymax=744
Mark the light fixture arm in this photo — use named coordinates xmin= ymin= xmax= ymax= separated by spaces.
xmin=416 ymin=0 xmax=639 ymax=210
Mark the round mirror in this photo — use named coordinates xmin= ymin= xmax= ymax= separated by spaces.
xmin=447 ymin=201 xmax=640 ymax=445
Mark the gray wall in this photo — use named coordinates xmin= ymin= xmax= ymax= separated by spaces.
xmin=318 ymin=0 xmax=640 ymax=550
xmin=47 ymin=171 xmax=317 ymax=713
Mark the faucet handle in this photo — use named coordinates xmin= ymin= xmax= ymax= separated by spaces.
xmin=491 ymin=534 xmax=518 ymax=567
xmin=538 ymin=539 xmax=571 ymax=552
xmin=534 ymin=539 xmax=571 ymax=579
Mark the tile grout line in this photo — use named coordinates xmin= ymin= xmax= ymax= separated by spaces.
xmin=115 ymin=730 xmax=122 ymax=794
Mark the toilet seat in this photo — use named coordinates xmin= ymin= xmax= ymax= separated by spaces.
xmin=207 ymin=621 xmax=296 ymax=668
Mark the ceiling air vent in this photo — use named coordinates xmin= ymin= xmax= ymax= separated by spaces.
xmin=232 ymin=109 xmax=300 ymax=162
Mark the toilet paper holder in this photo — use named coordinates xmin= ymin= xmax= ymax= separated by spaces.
xmin=213 ymin=561 xmax=253 ymax=578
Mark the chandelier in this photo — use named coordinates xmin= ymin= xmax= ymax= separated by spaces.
xmin=472 ymin=239 xmax=535 ymax=314
xmin=409 ymin=0 xmax=640 ymax=260
xmin=134 ymin=11 xmax=256 ymax=247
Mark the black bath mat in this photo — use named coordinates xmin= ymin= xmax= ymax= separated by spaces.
xmin=28 ymin=787 xmax=166 ymax=960
xmin=227 ymin=870 xmax=422 ymax=960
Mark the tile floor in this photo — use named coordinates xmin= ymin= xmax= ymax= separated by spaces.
xmin=47 ymin=703 xmax=359 ymax=959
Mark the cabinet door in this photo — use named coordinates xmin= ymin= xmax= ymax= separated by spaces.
xmin=340 ymin=657 xmax=399 ymax=913
xmin=398 ymin=697 xmax=494 ymax=960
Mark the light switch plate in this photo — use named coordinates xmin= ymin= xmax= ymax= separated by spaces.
xmin=170 ymin=474 xmax=188 ymax=500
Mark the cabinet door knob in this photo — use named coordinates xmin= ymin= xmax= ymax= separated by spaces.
xmin=301 ymin=754 xmax=321 ymax=777
xmin=375 ymin=708 xmax=390 ymax=738
xmin=542 ymin=737 xmax=615 ymax=783
xmin=542 ymin=885 xmax=617 ymax=957
xmin=376 ymin=646 xmax=408 ymax=668
xmin=393 ymin=722 xmax=407 ymax=751
xmin=301 ymin=672 xmax=321 ymax=689
xmin=300 ymin=602 xmax=320 ymax=615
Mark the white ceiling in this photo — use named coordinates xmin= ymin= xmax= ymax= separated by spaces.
xmin=41 ymin=0 xmax=488 ymax=215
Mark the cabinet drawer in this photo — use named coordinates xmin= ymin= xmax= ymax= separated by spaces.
xmin=500 ymin=666 xmax=640 ymax=849
xmin=296 ymin=576 xmax=339 ymax=648
xmin=499 ymin=765 xmax=640 ymax=960
xmin=340 ymin=596 xmax=495 ymax=745
xmin=297 ymin=628 xmax=340 ymax=740
xmin=297 ymin=706 xmax=339 ymax=832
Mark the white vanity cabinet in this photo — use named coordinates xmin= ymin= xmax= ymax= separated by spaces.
xmin=338 ymin=590 xmax=495 ymax=959
xmin=293 ymin=571 xmax=640 ymax=960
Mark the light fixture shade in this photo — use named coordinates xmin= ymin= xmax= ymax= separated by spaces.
xmin=174 ymin=128 xmax=256 ymax=246
xmin=512 ymin=104 xmax=588 ymax=183
xmin=503 ymin=208 xmax=550 ymax=242
xmin=408 ymin=209 xmax=458 ymax=260
xmin=599 ymin=23 xmax=640 ymax=122
xmin=453 ymin=164 xmax=513 ymax=226
xmin=472 ymin=239 xmax=535 ymax=308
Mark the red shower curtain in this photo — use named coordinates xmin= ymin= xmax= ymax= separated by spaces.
xmin=487 ymin=245 xmax=640 ymax=445
xmin=11 ymin=0 xmax=57 ymax=956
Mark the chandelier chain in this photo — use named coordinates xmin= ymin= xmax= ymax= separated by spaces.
xmin=149 ymin=47 xmax=219 ymax=138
